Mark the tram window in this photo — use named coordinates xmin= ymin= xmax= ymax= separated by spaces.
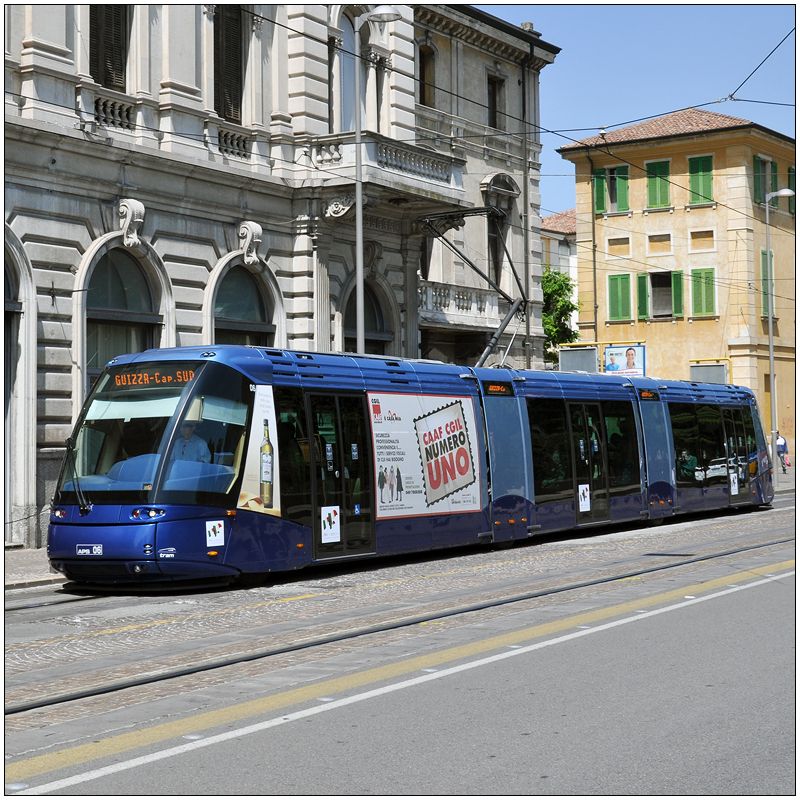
xmin=274 ymin=388 xmax=312 ymax=529
xmin=742 ymin=406 xmax=759 ymax=475
xmin=603 ymin=400 xmax=641 ymax=496
xmin=668 ymin=403 xmax=702 ymax=488
xmin=696 ymin=404 xmax=727 ymax=483
xmin=160 ymin=364 xmax=253 ymax=505
xmin=527 ymin=398 xmax=572 ymax=504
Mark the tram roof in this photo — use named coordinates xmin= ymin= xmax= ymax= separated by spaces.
xmin=106 ymin=346 xmax=756 ymax=404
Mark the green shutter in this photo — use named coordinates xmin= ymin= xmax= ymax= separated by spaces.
xmin=789 ymin=167 xmax=796 ymax=215
xmin=617 ymin=166 xmax=629 ymax=212
xmin=691 ymin=269 xmax=715 ymax=316
xmin=754 ymin=156 xmax=764 ymax=203
xmin=593 ymin=169 xmax=606 ymax=214
xmin=609 ymin=274 xmax=621 ymax=320
xmin=689 ymin=157 xmax=712 ymax=204
xmin=770 ymin=161 xmax=779 ymax=206
xmin=647 ymin=162 xmax=669 ymax=208
xmin=609 ymin=274 xmax=630 ymax=320
xmin=671 ymin=271 xmax=683 ymax=316
xmin=637 ymin=273 xmax=649 ymax=319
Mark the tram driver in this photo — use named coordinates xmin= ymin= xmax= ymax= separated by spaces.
xmin=170 ymin=420 xmax=211 ymax=463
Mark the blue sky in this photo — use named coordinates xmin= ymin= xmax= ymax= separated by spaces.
xmin=476 ymin=4 xmax=796 ymax=215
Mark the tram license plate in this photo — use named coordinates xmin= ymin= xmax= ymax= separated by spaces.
xmin=76 ymin=544 xmax=103 ymax=556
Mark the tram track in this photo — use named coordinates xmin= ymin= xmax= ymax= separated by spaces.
xmin=5 ymin=534 xmax=793 ymax=717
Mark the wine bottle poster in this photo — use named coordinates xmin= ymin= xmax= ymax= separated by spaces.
xmin=238 ymin=385 xmax=281 ymax=516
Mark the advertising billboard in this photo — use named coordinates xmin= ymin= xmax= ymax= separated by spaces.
xmin=369 ymin=392 xmax=482 ymax=519
xmin=604 ymin=344 xmax=645 ymax=377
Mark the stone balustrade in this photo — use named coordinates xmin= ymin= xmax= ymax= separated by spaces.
xmin=418 ymin=280 xmax=500 ymax=328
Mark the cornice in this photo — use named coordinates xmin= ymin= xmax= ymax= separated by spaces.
xmin=414 ymin=6 xmax=551 ymax=67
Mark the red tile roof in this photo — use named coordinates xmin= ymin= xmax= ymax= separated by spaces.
xmin=558 ymin=107 xmax=755 ymax=152
xmin=541 ymin=208 xmax=576 ymax=235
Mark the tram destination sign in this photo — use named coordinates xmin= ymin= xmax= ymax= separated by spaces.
xmin=110 ymin=364 xmax=197 ymax=388
xmin=369 ymin=392 xmax=481 ymax=519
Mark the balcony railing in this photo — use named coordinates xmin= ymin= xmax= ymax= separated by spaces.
xmin=310 ymin=132 xmax=463 ymax=190
xmin=418 ymin=280 xmax=502 ymax=329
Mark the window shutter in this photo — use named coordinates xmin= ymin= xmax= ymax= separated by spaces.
xmin=89 ymin=5 xmax=128 ymax=92
xmin=789 ymin=167 xmax=796 ymax=215
xmin=671 ymin=271 xmax=683 ymax=316
xmin=689 ymin=157 xmax=712 ymax=204
xmin=609 ymin=274 xmax=630 ymax=320
xmin=753 ymin=156 xmax=763 ymax=203
xmin=593 ymin=169 xmax=606 ymax=214
xmin=104 ymin=6 xmax=127 ymax=91
xmin=647 ymin=162 xmax=669 ymax=208
xmin=89 ymin=6 xmax=100 ymax=84
xmin=620 ymin=274 xmax=631 ymax=319
xmin=214 ymin=5 xmax=243 ymax=123
xmin=637 ymin=273 xmax=649 ymax=319
xmin=692 ymin=269 xmax=714 ymax=316
xmin=608 ymin=275 xmax=631 ymax=320
xmin=616 ymin=167 xmax=629 ymax=212
xmin=770 ymin=161 xmax=779 ymax=206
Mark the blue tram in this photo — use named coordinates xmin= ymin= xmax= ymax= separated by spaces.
xmin=48 ymin=346 xmax=774 ymax=584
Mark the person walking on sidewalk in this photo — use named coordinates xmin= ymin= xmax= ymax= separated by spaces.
xmin=776 ymin=432 xmax=788 ymax=473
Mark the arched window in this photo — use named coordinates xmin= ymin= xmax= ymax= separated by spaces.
xmin=214 ymin=266 xmax=275 ymax=346
xmin=482 ymin=174 xmax=520 ymax=286
xmin=86 ymin=249 xmax=158 ymax=386
xmin=344 ymin=284 xmax=393 ymax=355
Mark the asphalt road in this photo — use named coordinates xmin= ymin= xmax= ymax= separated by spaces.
xmin=5 ymin=511 xmax=795 ymax=795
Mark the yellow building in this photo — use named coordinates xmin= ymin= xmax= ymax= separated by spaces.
xmin=558 ymin=108 xmax=796 ymax=453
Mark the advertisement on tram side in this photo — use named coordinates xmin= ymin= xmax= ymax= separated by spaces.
xmin=237 ymin=385 xmax=281 ymax=517
xmin=368 ymin=392 xmax=482 ymax=519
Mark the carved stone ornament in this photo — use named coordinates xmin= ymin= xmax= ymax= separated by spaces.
xmin=239 ymin=220 xmax=263 ymax=265
xmin=324 ymin=195 xmax=380 ymax=219
xmin=325 ymin=195 xmax=356 ymax=218
xmin=363 ymin=240 xmax=383 ymax=274
xmin=119 ymin=199 xmax=146 ymax=249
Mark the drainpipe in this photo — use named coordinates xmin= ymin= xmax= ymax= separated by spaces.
xmin=586 ymin=149 xmax=599 ymax=341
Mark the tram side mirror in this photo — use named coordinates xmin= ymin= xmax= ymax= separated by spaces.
xmin=185 ymin=397 xmax=204 ymax=422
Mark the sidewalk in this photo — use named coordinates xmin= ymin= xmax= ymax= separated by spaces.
xmin=5 ymin=467 xmax=794 ymax=589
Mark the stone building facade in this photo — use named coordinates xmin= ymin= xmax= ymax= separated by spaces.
xmin=4 ymin=4 xmax=559 ymax=546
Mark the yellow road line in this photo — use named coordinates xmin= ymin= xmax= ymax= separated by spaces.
xmin=6 ymin=559 xmax=793 ymax=783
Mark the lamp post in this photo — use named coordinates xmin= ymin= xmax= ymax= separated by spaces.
xmin=353 ymin=5 xmax=401 ymax=354
xmin=764 ymin=187 xmax=794 ymax=489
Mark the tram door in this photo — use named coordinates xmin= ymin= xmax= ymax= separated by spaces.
xmin=721 ymin=406 xmax=750 ymax=505
xmin=569 ymin=403 xmax=609 ymax=523
xmin=307 ymin=394 xmax=375 ymax=559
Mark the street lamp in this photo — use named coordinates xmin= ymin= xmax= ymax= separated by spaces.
xmin=353 ymin=5 xmax=401 ymax=355
xmin=764 ymin=186 xmax=794 ymax=489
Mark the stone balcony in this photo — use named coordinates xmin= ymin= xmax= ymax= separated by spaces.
xmin=310 ymin=132 xmax=467 ymax=205
xmin=418 ymin=279 xmax=504 ymax=329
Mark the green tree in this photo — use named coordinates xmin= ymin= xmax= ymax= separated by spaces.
xmin=541 ymin=266 xmax=579 ymax=365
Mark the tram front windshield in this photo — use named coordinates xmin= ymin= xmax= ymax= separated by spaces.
xmin=57 ymin=361 xmax=253 ymax=507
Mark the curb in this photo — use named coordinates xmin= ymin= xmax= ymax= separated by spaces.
xmin=5 ymin=577 xmax=66 ymax=590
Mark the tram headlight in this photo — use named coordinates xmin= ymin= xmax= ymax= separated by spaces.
xmin=131 ymin=508 xmax=165 ymax=520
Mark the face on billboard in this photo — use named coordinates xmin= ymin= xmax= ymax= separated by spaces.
xmin=604 ymin=345 xmax=645 ymax=376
